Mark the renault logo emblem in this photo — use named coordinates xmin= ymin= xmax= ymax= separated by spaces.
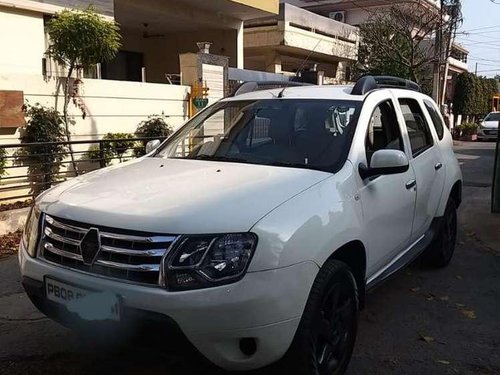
xmin=80 ymin=228 xmax=101 ymax=265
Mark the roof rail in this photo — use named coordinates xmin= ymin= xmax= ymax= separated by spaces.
xmin=351 ymin=75 xmax=422 ymax=95
xmin=230 ymin=81 xmax=311 ymax=97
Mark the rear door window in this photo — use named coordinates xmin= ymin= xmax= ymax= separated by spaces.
xmin=398 ymin=99 xmax=434 ymax=157
xmin=423 ymin=100 xmax=444 ymax=140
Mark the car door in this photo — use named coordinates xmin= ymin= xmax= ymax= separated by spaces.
xmin=395 ymin=96 xmax=446 ymax=242
xmin=353 ymin=93 xmax=417 ymax=276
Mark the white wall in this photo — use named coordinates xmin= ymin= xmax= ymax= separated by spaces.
xmin=0 ymin=74 xmax=189 ymax=143
xmin=0 ymin=6 xmax=45 ymax=75
xmin=0 ymin=74 xmax=190 ymax=201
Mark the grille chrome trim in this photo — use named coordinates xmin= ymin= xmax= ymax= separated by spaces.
xmin=99 ymin=232 xmax=177 ymax=244
xmin=44 ymin=227 xmax=81 ymax=246
xmin=100 ymin=245 xmax=165 ymax=257
xmin=95 ymin=260 xmax=160 ymax=272
xmin=44 ymin=242 xmax=83 ymax=261
xmin=41 ymin=215 xmax=178 ymax=286
xmin=46 ymin=215 xmax=87 ymax=234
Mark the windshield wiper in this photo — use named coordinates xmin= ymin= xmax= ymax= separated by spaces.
xmin=191 ymin=155 xmax=249 ymax=163
xmin=271 ymin=162 xmax=326 ymax=172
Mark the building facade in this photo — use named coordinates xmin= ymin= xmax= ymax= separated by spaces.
xmin=244 ymin=3 xmax=359 ymax=83
xmin=0 ymin=0 xmax=278 ymax=201
xmin=283 ymin=0 xmax=469 ymax=104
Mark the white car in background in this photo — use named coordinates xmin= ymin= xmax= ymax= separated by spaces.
xmin=19 ymin=76 xmax=463 ymax=375
xmin=478 ymin=112 xmax=499 ymax=141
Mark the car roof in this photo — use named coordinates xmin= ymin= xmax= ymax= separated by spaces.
xmin=221 ymin=84 xmax=431 ymax=103
xmin=221 ymin=85 xmax=366 ymax=102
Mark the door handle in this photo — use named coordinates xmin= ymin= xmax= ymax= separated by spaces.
xmin=406 ymin=180 xmax=417 ymax=190
xmin=434 ymin=162 xmax=443 ymax=171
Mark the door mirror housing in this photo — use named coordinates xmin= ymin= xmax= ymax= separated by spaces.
xmin=359 ymin=149 xmax=409 ymax=180
xmin=146 ymin=139 xmax=161 ymax=154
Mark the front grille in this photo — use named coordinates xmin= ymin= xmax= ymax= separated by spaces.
xmin=484 ymin=130 xmax=497 ymax=136
xmin=40 ymin=215 xmax=178 ymax=286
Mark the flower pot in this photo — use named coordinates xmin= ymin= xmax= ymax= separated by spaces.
xmin=459 ymin=134 xmax=478 ymax=142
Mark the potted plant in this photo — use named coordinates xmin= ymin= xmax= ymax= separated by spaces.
xmin=456 ymin=122 xmax=479 ymax=141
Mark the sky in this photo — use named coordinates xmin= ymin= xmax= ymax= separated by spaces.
xmin=458 ymin=0 xmax=500 ymax=77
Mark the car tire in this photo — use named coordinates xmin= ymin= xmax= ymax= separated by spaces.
xmin=421 ymin=198 xmax=457 ymax=268
xmin=282 ymin=260 xmax=358 ymax=375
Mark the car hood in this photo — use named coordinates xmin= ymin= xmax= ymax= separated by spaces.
xmin=39 ymin=158 xmax=331 ymax=234
xmin=482 ymin=121 xmax=499 ymax=129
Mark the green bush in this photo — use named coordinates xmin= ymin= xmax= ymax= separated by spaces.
xmin=103 ymin=133 xmax=135 ymax=162
xmin=15 ymin=104 xmax=67 ymax=196
xmin=134 ymin=115 xmax=173 ymax=156
xmin=84 ymin=144 xmax=113 ymax=167
xmin=0 ymin=148 xmax=6 ymax=178
xmin=456 ymin=122 xmax=478 ymax=137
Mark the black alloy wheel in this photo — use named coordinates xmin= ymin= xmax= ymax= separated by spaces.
xmin=283 ymin=260 xmax=358 ymax=375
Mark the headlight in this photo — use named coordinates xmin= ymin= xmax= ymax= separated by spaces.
xmin=164 ymin=233 xmax=257 ymax=291
xmin=22 ymin=206 xmax=41 ymax=258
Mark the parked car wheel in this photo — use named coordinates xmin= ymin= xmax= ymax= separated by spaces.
xmin=422 ymin=198 xmax=457 ymax=268
xmin=283 ymin=260 xmax=358 ymax=375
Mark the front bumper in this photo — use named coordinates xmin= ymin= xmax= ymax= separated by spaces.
xmin=477 ymin=128 xmax=498 ymax=140
xmin=19 ymin=243 xmax=318 ymax=371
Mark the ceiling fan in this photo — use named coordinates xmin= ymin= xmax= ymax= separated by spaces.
xmin=142 ymin=23 xmax=165 ymax=39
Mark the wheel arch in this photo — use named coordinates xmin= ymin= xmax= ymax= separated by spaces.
xmin=326 ymin=240 xmax=367 ymax=310
xmin=450 ymin=180 xmax=462 ymax=208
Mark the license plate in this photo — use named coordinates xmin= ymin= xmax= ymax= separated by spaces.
xmin=45 ymin=278 xmax=120 ymax=321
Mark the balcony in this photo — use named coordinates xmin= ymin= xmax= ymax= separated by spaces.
xmin=244 ymin=4 xmax=359 ymax=76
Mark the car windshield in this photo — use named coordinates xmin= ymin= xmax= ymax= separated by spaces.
xmin=485 ymin=113 xmax=500 ymax=121
xmin=153 ymin=99 xmax=361 ymax=173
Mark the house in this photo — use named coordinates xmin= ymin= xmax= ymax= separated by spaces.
xmin=0 ymin=0 xmax=278 ymax=202
xmin=283 ymin=0 xmax=469 ymax=103
xmin=0 ymin=0 xmax=279 ymax=136
xmin=244 ymin=3 xmax=359 ymax=83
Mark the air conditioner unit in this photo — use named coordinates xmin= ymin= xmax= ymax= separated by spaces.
xmin=329 ymin=11 xmax=346 ymax=23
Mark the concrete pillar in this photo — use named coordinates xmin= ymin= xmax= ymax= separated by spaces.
xmin=236 ymin=21 xmax=244 ymax=69
xmin=265 ymin=51 xmax=282 ymax=74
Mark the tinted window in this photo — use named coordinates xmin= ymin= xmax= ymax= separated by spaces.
xmin=424 ymin=100 xmax=444 ymax=140
xmin=365 ymin=100 xmax=404 ymax=163
xmin=399 ymin=99 xmax=434 ymax=157
xmin=155 ymin=99 xmax=361 ymax=173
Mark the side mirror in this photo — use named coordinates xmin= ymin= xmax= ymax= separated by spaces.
xmin=359 ymin=149 xmax=409 ymax=180
xmin=145 ymin=139 xmax=161 ymax=154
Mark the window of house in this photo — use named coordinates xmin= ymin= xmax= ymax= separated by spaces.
xmin=399 ymin=99 xmax=434 ymax=157
xmin=365 ymin=100 xmax=404 ymax=164
xmin=424 ymin=100 xmax=445 ymax=140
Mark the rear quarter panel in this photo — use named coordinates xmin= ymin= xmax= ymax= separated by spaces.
xmin=436 ymin=129 xmax=463 ymax=215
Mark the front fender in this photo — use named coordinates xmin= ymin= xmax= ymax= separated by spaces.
xmin=248 ymin=162 xmax=365 ymax=272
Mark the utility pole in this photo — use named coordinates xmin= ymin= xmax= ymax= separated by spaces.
xmin=493 ymin=121 xmax=500 ymax=213
xmin=475 ymin=62 xmax=478 ymax=75
xmin=440 ymin=1 xmax=462 ymax=109
xmin=433 ymin=0 xmax=445 ymax=102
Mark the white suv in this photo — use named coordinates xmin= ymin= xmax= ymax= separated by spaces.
xmin=19 ymin=76 xmax=462 ymax=375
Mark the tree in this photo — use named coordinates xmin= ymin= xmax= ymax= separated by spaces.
xmin=453 ymin=73 xmax=497 ymax=120
xmin=46 ymin=6 xmax=121 ymax=175
xmin=355 ymin=0 xmax=462 ymax=94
